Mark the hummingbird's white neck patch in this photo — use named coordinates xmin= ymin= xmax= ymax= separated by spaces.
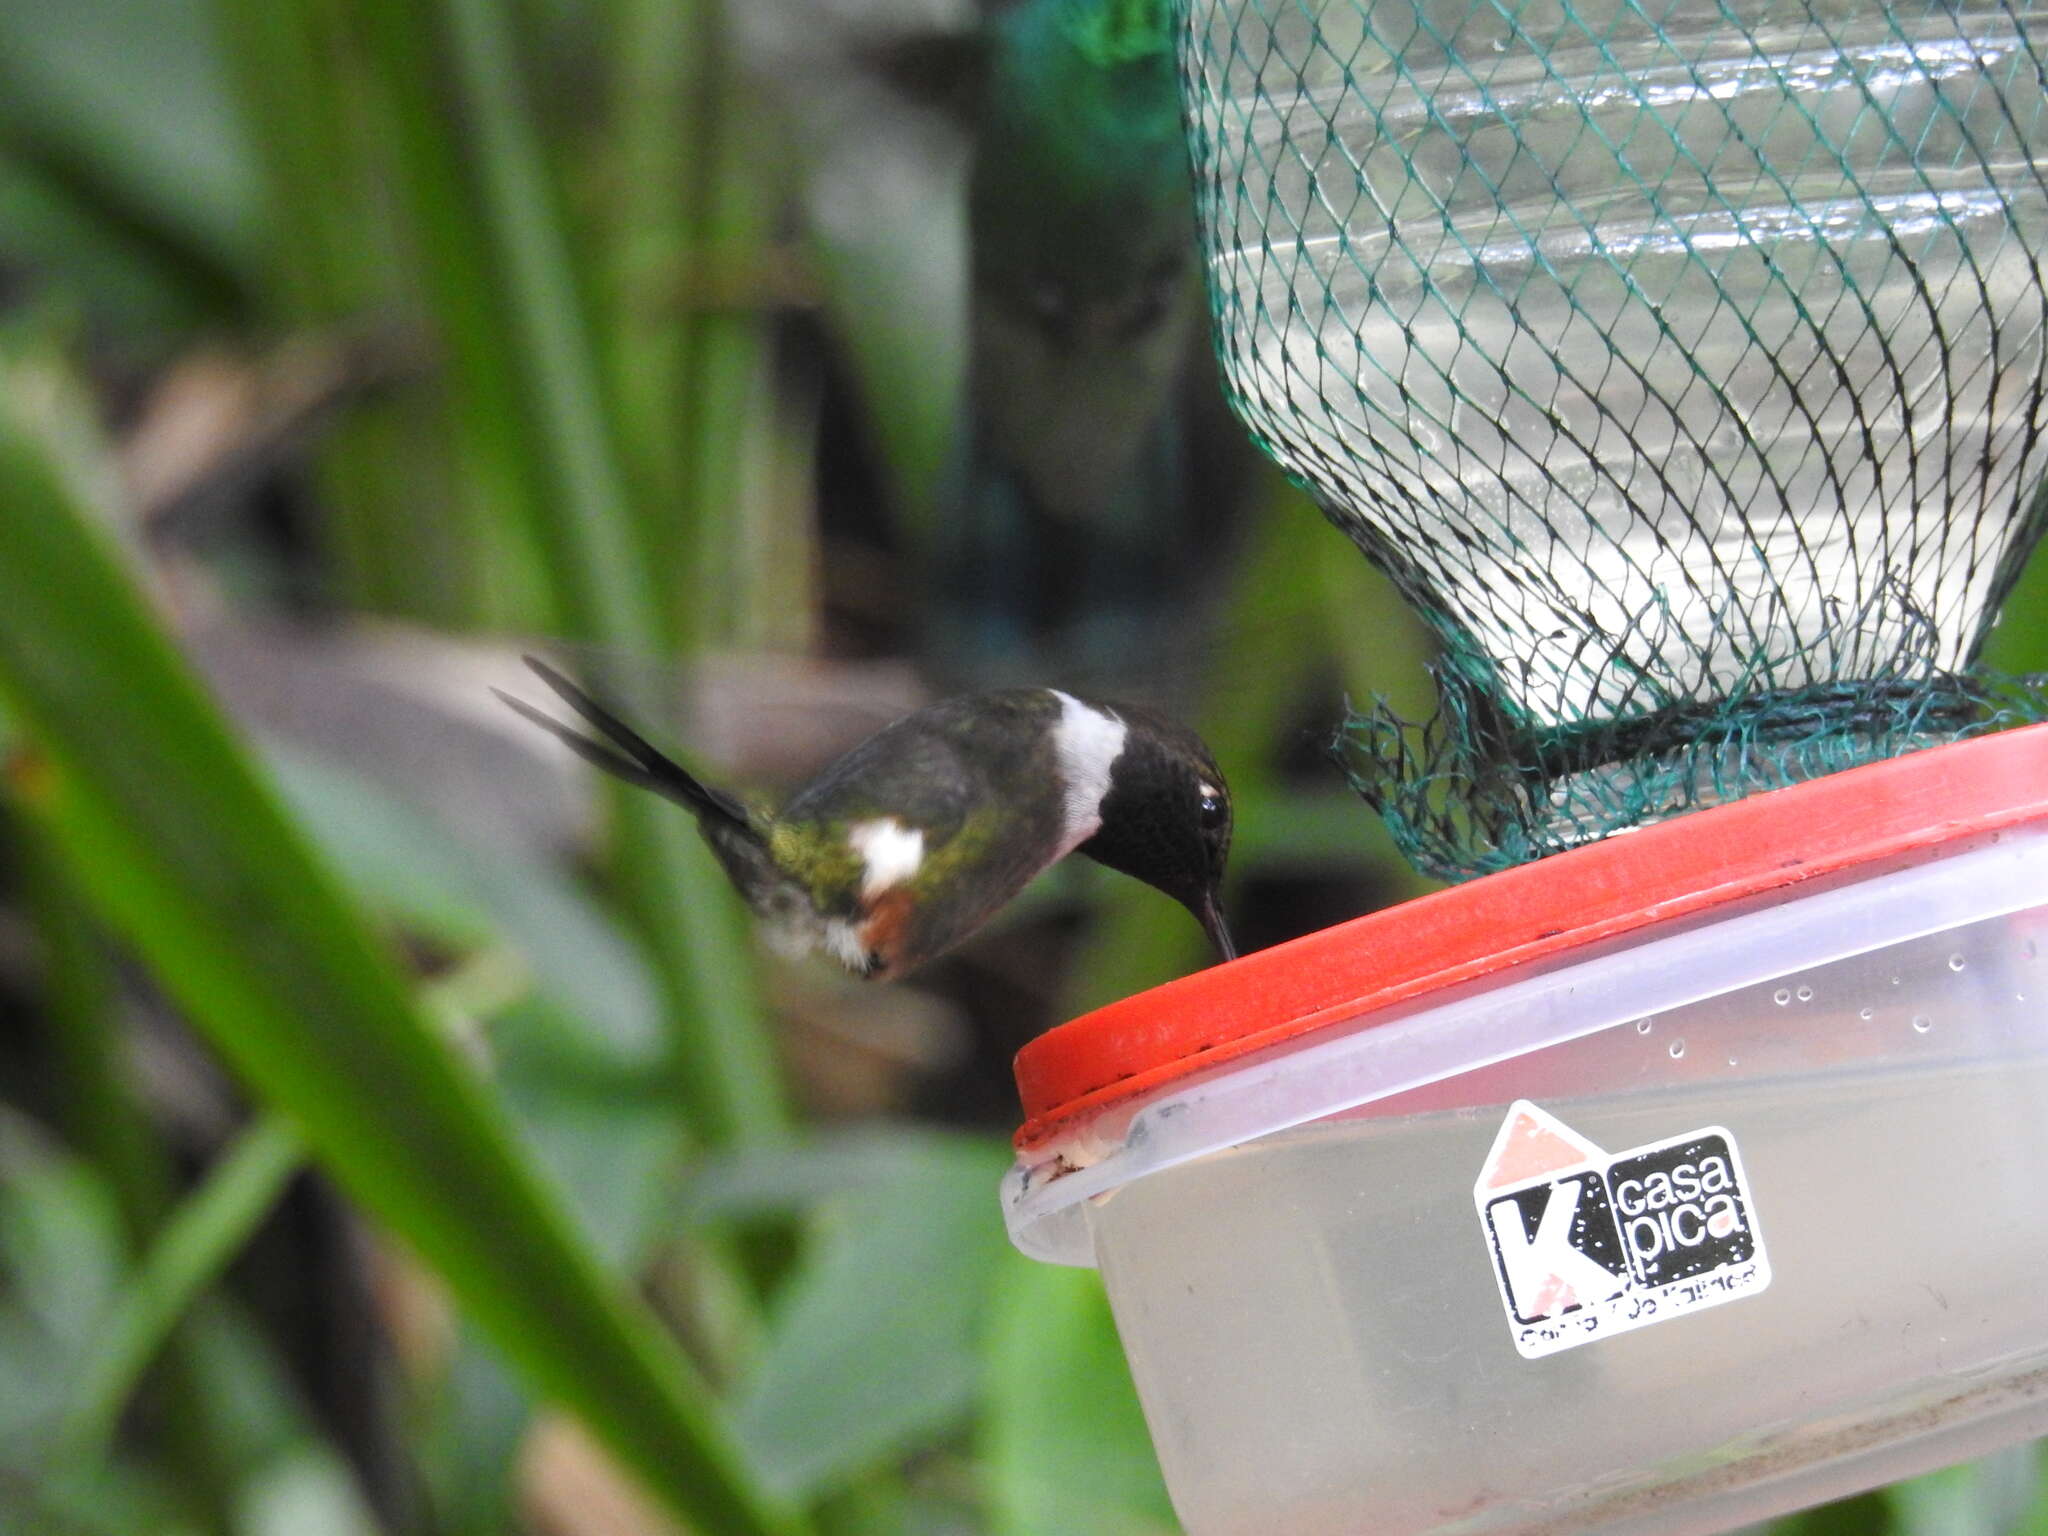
xmin=848 ymin=817 xmax=926 ymax=899
xmin=1048 ymin=690 xmax=1128 ymax=851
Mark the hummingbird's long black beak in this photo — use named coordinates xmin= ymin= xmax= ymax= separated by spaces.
xmin=1196 ymin=891 xmax=1236 ymax=963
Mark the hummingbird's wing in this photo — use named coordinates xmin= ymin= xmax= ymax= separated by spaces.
xmin=778 ymin=723 xmax=980 ymax=865
xmin=737 ymin=721 xmax=986 ymax=976
xmin=776 ymin=691 xmax=1076 ymax=975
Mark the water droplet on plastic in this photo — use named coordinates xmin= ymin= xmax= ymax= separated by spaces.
xmin=1912 ymin=1015 xmax=1932 ymax=1034
xmin=1858 ymin=1006 xmax=1875 ymax=1020
xmin=1668 ymin=1039 xmax=1686 ymax=1059
xmin=1891 ymin=975 xmax=1903 ymax=986
xmin=1948 ymin=954 xmax=1966 ymax=971
xmin=1726 ymin=1055 xmax=1738 ymax=1067
xmin=1772 ymin=988 xmax=1791 ymax=1006
xmin=1795 ymin=985 xmax=1813 ymax=1002
xmin=1636 ymin=1019 xmax=1653 ymax=1034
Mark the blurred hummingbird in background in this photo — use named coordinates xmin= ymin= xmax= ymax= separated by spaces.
xmin=498 ymin=658 xmax=1236 ymax=980
xmin=875 ymin=0 xmax=1248 ymax=678
xmin=963 ymin=0 xmax=1194 ymax=517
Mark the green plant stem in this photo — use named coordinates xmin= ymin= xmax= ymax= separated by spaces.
xmin=209 ymin=0 xmax=478 ymax=623
xmin=17 ymin=828 xmax=172 ymax=1232
xmin=674 ymin=24 xmax=784 ymax=652
xmin=610 ymin=0 xmax=793 ymax=651
xmin=56 ymin=1116 xmax=305 ymax=1462
xmin=52 ymin=943 xmax=541 ymax=1463
xmin=16 ymin=825 xmax=237 ymax=1529
xmin=358 ymin=0 xmax=788 ymax=1146
xmin=608 ymin=0 xmax=709 ymax=572
xmin=348 ymin=0 xmax=555 ymax=628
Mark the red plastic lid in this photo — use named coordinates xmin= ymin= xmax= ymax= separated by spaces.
xmin=1014 ymin=722 xmax=2048 ymax=1151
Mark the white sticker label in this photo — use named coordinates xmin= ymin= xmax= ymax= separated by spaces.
xmin=1474 ymin=1101 xmax=1771 ymax=1359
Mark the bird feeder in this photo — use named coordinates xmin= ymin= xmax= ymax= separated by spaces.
xmin=1009 ymin=732 xmax=2048 ymax=1534
xmin=1002 ymin=2 xmax=2048 ymax=1531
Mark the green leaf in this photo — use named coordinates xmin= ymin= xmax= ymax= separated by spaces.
xmin=1766 ymin=1491 xmax=1896 ymax=1536
xmin=269 ymin=745 xmax=691 ymax=1267
xmin=1887 ymin=1449 xmax=2040 ymax=1536
xmin=0 ymin=1114 xmax=128 ymax=1371
xmin=266 ymin=743 xmax=667 ymax=1067
xmin=491 ymin=1000 xmax=689 ymax=1270
xmin=0 ymin=388 xmax=804 ymax=1536
xmin=57 ymin=1117 xmax=304 ymax=1462
xmin=722 ymin=1132 xmax=1013 ymax=1499
xmin=0 ymin=1119 xmax=226 ymax=1533
xmin=234 ymin=1445 xmax=381 ymax=1536
xmin=981 ymin=1258 xmax=1175 ymax=1536
xmin=417 ymin=1335 xmax=531 ymax=1536
xmin=0 ymin=154 xmax=220 ymax=342
xmin=6 ymin=1459 xmax=205 ymax=1536
xmin=2014 ymin=1444 xmax=2048 ymax=1536
xmin=0 ymin=0 xmax=260 ymax=286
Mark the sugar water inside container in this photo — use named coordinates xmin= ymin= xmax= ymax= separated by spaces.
xmin=1193 ymin=1 xmax=2048 ymax=724
xmin=1089 ymin=905 xmax=2048 ymax=1536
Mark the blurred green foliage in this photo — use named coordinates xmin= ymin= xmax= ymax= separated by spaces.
xmin=2 ymin=1 xmax=2048 ymax=1534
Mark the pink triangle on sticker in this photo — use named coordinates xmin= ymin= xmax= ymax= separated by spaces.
xmin=1477 ymin=1101 xmax=1604 ymax=1191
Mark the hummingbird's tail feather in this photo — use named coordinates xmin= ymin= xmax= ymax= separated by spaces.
xmin=499 ymin=657 xmax=759 ymax=836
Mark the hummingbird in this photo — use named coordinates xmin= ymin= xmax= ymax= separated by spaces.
xmin=961 ymin=0 xmax=1197 ymax=531
xmin=497 ymin=658 xmax=1236 ymax=980
xmin=862 ymin=0 xmax=1251 ymax=679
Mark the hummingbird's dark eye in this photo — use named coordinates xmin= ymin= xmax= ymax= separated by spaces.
xmin=1198 ymin=791 xmax=1227 ymax=831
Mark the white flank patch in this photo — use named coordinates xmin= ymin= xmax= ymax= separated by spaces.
xmin=763 ymin=910 xmax=876 ymax=975
xmin=822 ymin=918 xmax=872 ymax=971
xmin=1048 ymin=690 xmax=1128 ymax=852
xmin=848 ymin=817 xmax=926 ymax=900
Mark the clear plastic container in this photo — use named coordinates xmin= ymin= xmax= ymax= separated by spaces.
xmin=1005 ymin=727 xmax=2048 ymax=1536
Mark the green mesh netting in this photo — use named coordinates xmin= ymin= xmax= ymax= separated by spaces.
xmin=1178 ymin=0 xmax=2048 ymax=879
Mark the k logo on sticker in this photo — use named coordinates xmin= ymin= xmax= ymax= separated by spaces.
xmin=1484 ymin=1172 xmax=1627 ymax=1324
xmin=1474 ymin=1102 xmax=1770 ymax=1359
